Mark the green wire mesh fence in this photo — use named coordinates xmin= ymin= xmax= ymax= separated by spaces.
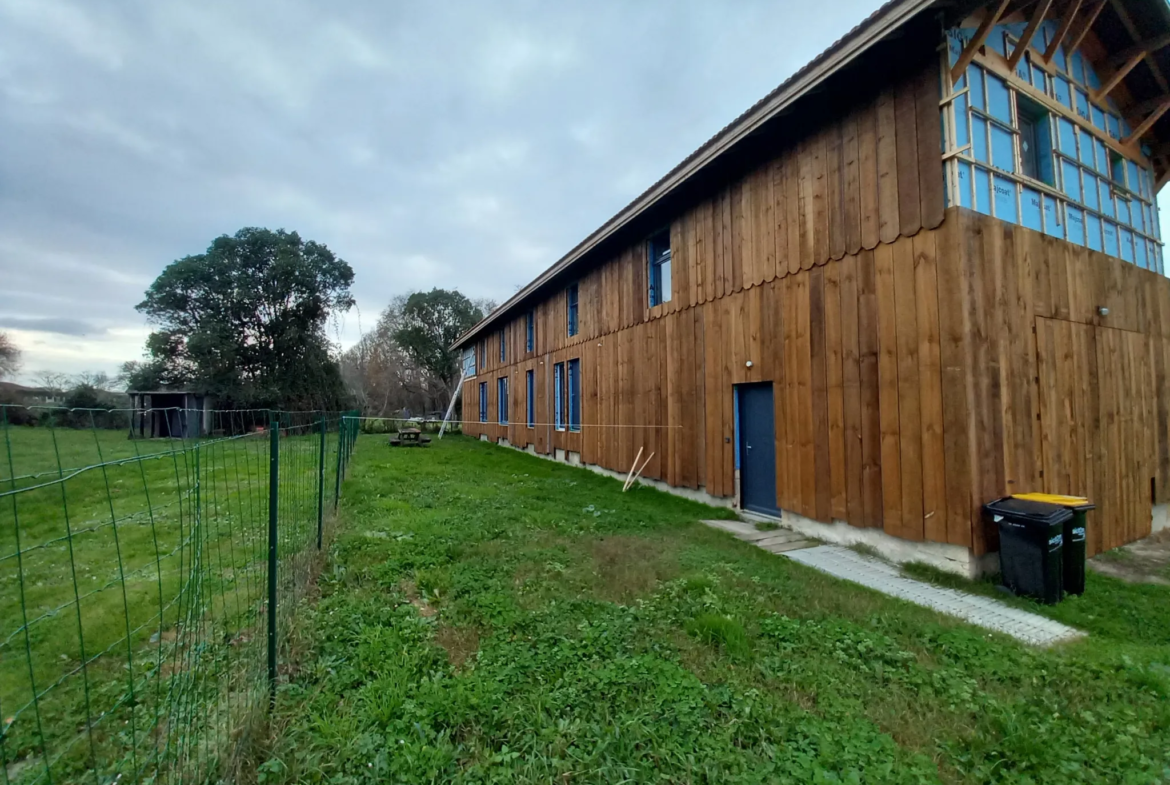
xmin=0 ymin=406 xmax=360 ymax=784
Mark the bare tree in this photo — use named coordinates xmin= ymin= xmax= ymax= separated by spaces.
xmin=74 ymin=371 xmax=111 ymax=390
xmin=33 ymin=370 xmax=70 ymax=397
xmin=0 ymin=331 xmax=19 ymax=380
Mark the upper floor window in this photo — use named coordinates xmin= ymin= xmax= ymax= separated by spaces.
xmin=499 ymin=328 xmax=506 ymax=363
xmin=478 ymin=341 xmax=486 ymax=371
xmin=526 ymin=310 xmax=535 ymax=352
xmin=566 ymin=284 xmax=579 ymax=337
xmin=648 ymin=229 xmax=672 ymax=306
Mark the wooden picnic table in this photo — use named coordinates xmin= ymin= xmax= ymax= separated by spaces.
xmin=389 ymin=427 xmax=430 ymax=447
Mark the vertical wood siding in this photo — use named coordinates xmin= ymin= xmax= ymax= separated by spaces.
xmin=463 ymin=58 xmax=1170 ymax=556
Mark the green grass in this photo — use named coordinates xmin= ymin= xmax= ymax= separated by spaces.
xmin=265 ymin=436 xmax=1170 ymax=784
xmin=0 ymin=423 xmax=338 ymax=783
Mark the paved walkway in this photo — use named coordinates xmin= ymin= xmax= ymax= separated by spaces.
xmin=702 ymin=520 xmax=1084 ymax=646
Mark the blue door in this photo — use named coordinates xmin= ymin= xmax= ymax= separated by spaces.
xmin=738 ymin=383 xmax=778 ymax=516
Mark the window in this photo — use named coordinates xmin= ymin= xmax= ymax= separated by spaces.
xmin=526 ymin=370 xmax=535 ymax=428
xmin=1016 ymin=95 xmax=1053 ymax=186
xmin=478 ymin=382 xmax=487 ymax=423
xmin=526 ymin=310 xmax=535 ymax=352
xmin=554 ymin=362 xmax=565 ymax=430
xmin=499 ymin=328 xmax=506 ymax=363
xmin=566 ymin=284 xmax=578 ymax=337
xmin=567 ymin=358 xmax=581 ymax=432
xmin=648 ymin=229 xmax=672 ymax=306
xmin=478 ymin=341 xmax=486 ymax=371
xmin=497 ymin=376 xmax=508 ymax=425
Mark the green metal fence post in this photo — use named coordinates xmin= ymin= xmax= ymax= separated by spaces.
xmin=334 ymin=415 xmax=344 ymax=511
xmin=267 ymin=419 xmax=279 ymax=706
xmin=316 ymin=415 xmax=326 ymax=550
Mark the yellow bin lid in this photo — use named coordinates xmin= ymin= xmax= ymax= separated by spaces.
xmin=1011 ymin=492 xmax=1094 ymax=510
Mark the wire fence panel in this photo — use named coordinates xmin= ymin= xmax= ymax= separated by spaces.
xmin=0 ymin=406 xmax=359 ymax=784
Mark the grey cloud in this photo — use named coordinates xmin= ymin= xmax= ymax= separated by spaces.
xmin=13 ymin=0 xmax=1131 ymax=384
xmin=0 ymin=316 xmax=104 ymax=337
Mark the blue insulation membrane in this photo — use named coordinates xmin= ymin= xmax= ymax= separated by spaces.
xmin=1120 ymin=228 xmax=1134 ymax=262
xmin=1044 ymin=195 xmax=1062 ymax=238
xmin=1126 ymin=161 xmax=1140 ymax=194
xmin=1086 ymin=214 xmax=1103 ymax=251
xmin=991 ymin=124 xmax=1015 ymax=172
xmin=1093 ymin=138 xmax=1108 ymax=175
xmin=1021 ymin=187 xmax=1042 ymax=231
xmin=1116 ymin=197 xmax=1130 ymax=227
xmin=1075 ymin=89 xmax=1090 ymax=121
xmin=1099 ymin=181 xmax=1114 ymax=218
xmin=1078 ymin=132 xmax=1094 ymax=166
xmin=1107 ymin=114 xmax=1120 ymax=140
xmin=1058 ymin=118 xmax=1077 ymax=154
xmin=957 ymin=161 xmax=973 ymax=209
xmin=987 ymin=74 xmax=1012 ymax=123
xmin=1066 ymin=206 xmax=1085 ymax=245
xmin=1085 ymin=63 xmax=1101 ymax=90
xmin=954 ymin=94 xmax=969 ymax=148
xmin=993 ymin=175 xmax=1017 ymax=222
xmin=1091 ymin=105 xmax=1106 ymax=132
xmin=1054 ymin=76 xmax=1071 ymax=108
xmin=969 ymin=65 xmax=985 ymax=109
xmin=947 ymin=31 xmax=963 ymax=65
xmin=1137 ymin=238 xmax=1150 ymax=269
xmin=1082 ymin=173 xmax=1099 ymax=210
xmin=1030 ymin=64 xmax=1047 ymax=92
xmin=975 ymin=166 xmax=991 ymax=215
xmin=1061 ymin=160 xmax=1081 ymax=201
xmin=1070 ymin=51 xmax=1084 ymax=83
xmin=1104 ymin=220 xmax=1119 ymax=256
xmin=1120 ymin=117 xmax=1131 ymax=138
xmin=972 ymin=116 xmax=989 ymax=162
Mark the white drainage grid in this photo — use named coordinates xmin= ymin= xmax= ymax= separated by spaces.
xmin=701 ymin=521 xmax=1084 ymax=646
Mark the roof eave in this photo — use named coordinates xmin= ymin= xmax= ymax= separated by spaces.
xmin=451 ymin=0 xmax=937 ymax=349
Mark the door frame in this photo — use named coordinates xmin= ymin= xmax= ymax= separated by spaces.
xmin=735 ymin=381 xmax=780 ymax=517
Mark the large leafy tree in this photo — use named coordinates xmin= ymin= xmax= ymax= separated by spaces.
xmin=134 ymin=228 xmax=355 ymax=409
xmin=393 ymin=289 xmax=486 ymax=400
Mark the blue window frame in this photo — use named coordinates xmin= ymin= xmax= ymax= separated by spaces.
xmin=478 ymin=341 xmax=486 ymax=371
xmin=499 ymin=328 xmax=506 ymax=363
xmin=648 ymin=229 xmax=672 ymax=306
xmin=497 ymin=376 xmax=508 ymax=425
xmin=526 ymin=369 xmax=535 ymax=428
xmin=566 ymin=285 xmax=578 ymax=337
xmin=568 ymin=358 xmax=581 ymax=432
xmin=526 ymin=310 xmax=535 ymax=352
xmin=478 ymin=381 xmax=487 ymax=423
xmin=554 ymin=362 xmax=565 ymax=430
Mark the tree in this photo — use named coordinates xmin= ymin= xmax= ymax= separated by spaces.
xmin=136 ymin=227 xmax=355 ymax=409
xmin=74 ymin=371 xmax=111 ymax=390
xmin=33 ymin=370 xmax=70 ymax=398
xmin=0 ymin=331 xmax=19 ymax=380
xmin=393 ymin=289 xmax=486 ymax=402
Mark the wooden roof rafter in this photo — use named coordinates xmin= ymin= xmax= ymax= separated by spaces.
xmin=1007 ymin=0 xmax=1055 ymax=70
xmin=1063 ymin=0 xmax=1108 ymax=58
xmin=1122 ymin=97 xmax=1170 ymax=145
xmin=1043 ymin=0 xmax=1083 ymax=61
xmin=951 ymin=0 xmax=1013 ymax=83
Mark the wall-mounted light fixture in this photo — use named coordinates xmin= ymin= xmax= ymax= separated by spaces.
xmin=745 ymin=361 xmax=754 ymax=368
xmin=1098 ymin=306 xmax=1110 ymax=317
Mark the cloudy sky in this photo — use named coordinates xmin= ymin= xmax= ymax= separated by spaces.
xmin=3 ymin=0 xmax=1169 ymax=384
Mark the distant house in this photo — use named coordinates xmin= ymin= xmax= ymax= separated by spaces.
xmin=0 ymin=382 xmax=64 ymax=406
xmin=128 ymin=389 xmax=215 ymax=438
xmin=455 ymin=0 xmax=1170 ymax=575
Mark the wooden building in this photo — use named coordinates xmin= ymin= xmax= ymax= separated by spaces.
xmin=454 ymin=0 xmax=1170 ymax=574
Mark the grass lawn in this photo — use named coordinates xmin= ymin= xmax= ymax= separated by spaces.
xmin=0 ymin=424 xmax=332 ymax=783
xmin=265 ymin=435 xmax=1170 ymax=784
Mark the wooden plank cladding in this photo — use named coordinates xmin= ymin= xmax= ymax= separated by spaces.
xmin=468 ymin=205 xmax=1170 ymax=558
xmin=463 ymin=53 xmax=1170 ymax=559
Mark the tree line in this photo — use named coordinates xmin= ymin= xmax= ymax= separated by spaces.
xmin=3 ymin=227 xmax=491 ymax=425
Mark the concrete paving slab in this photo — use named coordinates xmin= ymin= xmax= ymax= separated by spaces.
xmin=760 ymin=539 xmax=816 ymax=554
xmin=783 ymin=545 xmax=1084 ymax=646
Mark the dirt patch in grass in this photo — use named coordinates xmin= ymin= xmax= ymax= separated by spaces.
xmin=1089 ymin=529 xmax=1170 ymax=586
xmin=435 ymin=624 xmax=480 ymax=669
xmin=590 ymin=534 xmax=680 ymax=602
xmin=400 ymin=579 xmax=437 ymax=617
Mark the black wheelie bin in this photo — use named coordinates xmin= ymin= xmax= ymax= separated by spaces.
xmin=984 ymin=497 xmax=1072 ymax=605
